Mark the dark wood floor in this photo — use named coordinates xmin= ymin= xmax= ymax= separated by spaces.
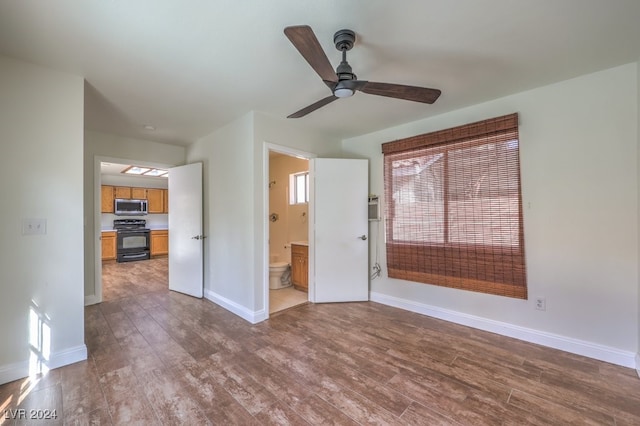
xmin=1 ymin=260 xmax=639 ymax=424
xmin=101 ymin=257 xmax=168 ymax=302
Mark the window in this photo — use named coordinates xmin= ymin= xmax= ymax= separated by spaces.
xmin=289 ymin=171 xmax=309 ymax=204
xmin=382 ymin=113 xmax=527 ymax=298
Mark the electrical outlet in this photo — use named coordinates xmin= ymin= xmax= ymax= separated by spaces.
xmin=535 ymin=297 xmax=546 ymax=311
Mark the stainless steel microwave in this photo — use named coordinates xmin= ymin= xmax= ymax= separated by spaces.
xmin=114 ymin=198 xmax=148 ymax=216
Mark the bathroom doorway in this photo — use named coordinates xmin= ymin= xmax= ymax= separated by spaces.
xmin=268 ymin=149 xmax=310 ymax=314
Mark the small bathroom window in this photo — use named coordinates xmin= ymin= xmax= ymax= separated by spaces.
xmin=289 ymin=171 xmax=309 ymax=204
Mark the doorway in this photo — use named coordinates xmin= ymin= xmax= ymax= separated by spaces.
xmin=266 ymin=145 xmax=314 ymax=314
xmin=96 ymin=158 xmax=171 ymax=303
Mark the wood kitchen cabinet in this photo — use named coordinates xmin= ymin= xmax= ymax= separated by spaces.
xmin=163 ymin=189 xmax=169 ymax=213
xmin=114 ymin=186 xmax=131 ymax=199
xmin=101 ymin=184 xmax=168 ymax=214
xmin=101 ymin=185 xmax=115 ymax=213
xmin=291 ymin=244 xmax=308 ymax=291
xmin=150 ymin=230 xmax=169 ymax=256
xmin=101 ymin=231 xmax=117 ymax=261
xmin=131 ymin=187 xmax=147 ymax=199
xmin=147 ymin=188 xmax=164 ymax=213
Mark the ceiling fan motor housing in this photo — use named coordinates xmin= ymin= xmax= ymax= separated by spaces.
xmin=333 ymin=29 xmax=355 ymax=51
xmin=334 ymin=29 xmax=357 ymax=81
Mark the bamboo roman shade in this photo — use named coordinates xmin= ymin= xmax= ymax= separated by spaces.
xmin=382 ymin=113 xmax=527 ymax=298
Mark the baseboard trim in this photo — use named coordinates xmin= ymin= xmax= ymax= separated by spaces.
xmin=0 ymin=360 xmax=29 ymax=386
xmin=0 ymin=345 xmax=87 ymax=386
xmin=370 ymin=291 xmax=637 ymax=369
xmin=204 ymin=289 xmax=267 ymax=324
xmin=49 ymin=345 xmax=87 ymax=370
xmin=84 ymin=294 xmax=100 ymax=306
xmin=636 ymin=353 xmax=640 ymax=378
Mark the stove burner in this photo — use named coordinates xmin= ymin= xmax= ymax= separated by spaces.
xmin=113 ymin=218 xmax=147 ymax=230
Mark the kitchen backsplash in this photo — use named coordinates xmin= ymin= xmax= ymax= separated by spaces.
xmin=101 ymin=213 xmax=168 ymax=230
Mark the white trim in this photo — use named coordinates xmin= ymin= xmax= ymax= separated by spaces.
xmin=84 ymin=295 xmax=100 ymax=306
xmin=636 ymin=353 xmax=640 ymax=378
xmin=0 ymin=345 xmax=87 ymax=386
xmin=0 ymin=360 xmax=28 ymax=386
xmin=48 ymin=345 xmax=87 ymax=370
xmin=205 ymin=289 xmax=267 ymax=324
xmin=370 ymin=291 xmax=637 ymax=368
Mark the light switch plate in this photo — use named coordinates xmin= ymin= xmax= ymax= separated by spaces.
xmin=22 ymin=218 xmax=47 ymax=235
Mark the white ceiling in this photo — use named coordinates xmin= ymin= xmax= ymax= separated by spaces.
xmin=100 ymin=162 xmax=169 ymax=178
xmin=1 ymin=1 xmax=639 ymax=146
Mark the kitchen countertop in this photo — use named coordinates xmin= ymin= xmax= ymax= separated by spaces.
xmin=102 ymin=227 xmax=168 ymax=231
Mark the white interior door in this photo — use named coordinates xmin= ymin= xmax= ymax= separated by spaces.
xmin=311 ymin=158 xmax=369 ymax=302
xmin=168 ymin=162 xmax=203 ymax=298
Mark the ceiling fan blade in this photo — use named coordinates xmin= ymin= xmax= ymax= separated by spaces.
xmin=359 ymin=82 xmax=441 ymax=104
xmin=287 ymin=95 xmax=338 ymax=118
xmin=284 ymin=25 xmax=338 ymax=83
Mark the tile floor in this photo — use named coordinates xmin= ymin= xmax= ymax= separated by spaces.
xmin=269 ymin=286 xmax=308 ymax=314
xmin=1 ymin=258 xmax=639 ymax=424
xmin=2 ymin=293 xmax=639 ymax=425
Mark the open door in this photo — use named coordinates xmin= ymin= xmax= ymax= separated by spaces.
xmin=168 ymin=162 xmax=203 ymax=298
xmin=311 ymin=158 xmax=369 ymax=302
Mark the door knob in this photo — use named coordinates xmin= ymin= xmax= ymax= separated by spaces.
xmin=359 ymin=235 xmax=367 ymax=240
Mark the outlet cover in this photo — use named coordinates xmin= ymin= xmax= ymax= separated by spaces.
xmin=22 ymin=218 xmax=47 ymax=235
xmin=535 ymin=297 xmax=546 ymax=311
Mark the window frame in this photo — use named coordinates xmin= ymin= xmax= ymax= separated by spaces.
xmin=289 ymin=171 xmax=309 ymax=205
xmin=382 ymin=113 xmax=527 ymax=299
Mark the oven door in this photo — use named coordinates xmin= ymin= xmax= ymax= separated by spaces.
xmin=116 ymin=229 xmax=150 ymax=262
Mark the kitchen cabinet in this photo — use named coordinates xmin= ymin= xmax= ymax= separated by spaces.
xmin=101 ymin=231 xmax=117 ymax=261
xmin=101 ymin=185 xmax=115 ymax=213
xmin=291 ymin=243 xmax=308 ymax=291
xmin=163 ymin=189 xmax=169 ymax=213
xmin=101 ymin=184 xmax=168 ymax=214
xmin=147 ymin=188 xmax=164 ymax=213
xmin=114 ymin=186 xmax=131 ymax=199
xmin=150 ymin=230 xmax=169 ymax=256
xmin=131 ymin=187 xmax=147 ymax=199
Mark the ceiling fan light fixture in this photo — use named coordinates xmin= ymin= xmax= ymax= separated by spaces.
xmin=334 ymin=87 xmax=354 ymax=98
xmin=283 ymin=25 xmax=441 ymax=118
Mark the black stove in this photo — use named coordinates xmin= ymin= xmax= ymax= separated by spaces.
xmin=113 ymin=218 xmax=149 ymax=231
xmin=113 ymin=219 xmax=150 ymax=262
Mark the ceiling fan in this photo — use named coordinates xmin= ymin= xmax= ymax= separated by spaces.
xmin=284 ymin=25 xmax=441 ymax=118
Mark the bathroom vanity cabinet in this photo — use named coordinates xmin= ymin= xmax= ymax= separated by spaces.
xmin=291 ymin=243 xmax=308 ymax=291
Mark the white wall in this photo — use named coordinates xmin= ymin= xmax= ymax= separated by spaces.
xmin=83 ymin=130 xmax=185 ymax=302
xmin=187 ymin=111 xmax=342 ymax=321
xmin=0 ymin=55 xmax=86 ymax=384
xmin=343 ymin=63 xmax=639 ymax=367
xmin=187 ymin=112 xmax=257 ymax=314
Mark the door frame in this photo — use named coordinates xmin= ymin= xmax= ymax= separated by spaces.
xmin=90 ymin=155 xmax=175 ymax=305
xmin=263 ymin=143 xmax=316 ymax=318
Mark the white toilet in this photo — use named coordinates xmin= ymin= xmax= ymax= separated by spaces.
xmin=269 ymin=261 xmax=291 ymax=290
